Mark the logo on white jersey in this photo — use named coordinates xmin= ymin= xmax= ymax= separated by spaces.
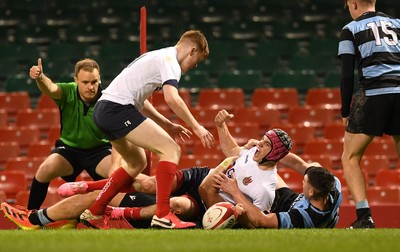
xmin=242 ymin=176 xmax=253 ymax=186
xmin=124 ymin=120 xmax=131 ymax=127
xmin=226 ymin=168 xmax=235 ymax=178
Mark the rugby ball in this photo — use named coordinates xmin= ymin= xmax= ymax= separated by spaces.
xmin=202 ymin=202 xmax=238 ymax=230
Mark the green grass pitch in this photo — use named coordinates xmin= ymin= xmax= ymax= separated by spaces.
xmin=0 ymin=229 xmax=400 ymax=252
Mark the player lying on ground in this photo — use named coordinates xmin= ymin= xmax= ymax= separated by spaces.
xmin=1 ymin=110 xmax=320 ymax=229
xmin=199 ymin=109 xmax=303 ymax=212
xmin=198 ymin=112 xmax=342 ymax=228
xmin=60 ymin=109 xmax=307 ymax=228
xmin=1 ymin=173 xmax=200 ymax=230
xmin=1 ymin=140 xmax=314 ymax=230
xmin=216 ymin=165 xmax=342 ymax=228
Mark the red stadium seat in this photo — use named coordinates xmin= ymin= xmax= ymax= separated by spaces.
xmin=5 ymin=156 xmax=45 ymax=185
xmin=0 ymin=92 xmax=31 ymax=121
xmin=278 ymin=167 xmax=303 ymax=193
xmin=341 ymin=188 xmax=353 ymax=205
xmin=303 ymin=139 xmax=343 ymax=169
xmin=0 ymin=110 xmax=8 ymax=127
xmin=192 ymin=141 xmax=225 ymax=160
xmin=27 ymin=141 xmax=54 ymax=157
xmin=0 ymin=170 xmax=28 ymax=200
xmin=251 ymin=88 xmax=299 ymax=119
xmin=174 ymin=107 xmax=219 ymax=151
xmin=36 ymin=94 xmax=58 ymax=109
xmin=360 ymin=156 xmax=390 ymax=185
xmin=272 ymin=123 xmax=316 ymax=154
xmin=14 ymin=190 xmax=30 ymax=208
xmin=47 ymin=125 xmax=61 ymax=143
xmin=0 ymin=126 xmax=40 ymax=151
xmin=367 ymin=187 xmax=400 ymax=204
xmin=197 ymin=88 xmax=245 ymax=112
xmin=305 ymin=88 xmax=341 ymax=113
xmin=48 ymin=177 xmax=65 ymax=191
xmin=225 ymin=123 xmax=261 ymax=146
xmin=0 ymin=190 xmax=7 ymax=203
xmin=15 ymin=189 xmax=63 ymax=209
xmin=45 ymin=186 xmax=64 ymax=208
xmin=299 ymin=154 xmax=335 ymax=170
xmin=332 ymin=169 xmax=369 ymax=189
xmin=323 ymin=122 xmax=345 ymax=140
xmin=15 ymin=108 xmax=60 ymax=136
xmin=232 ymin=107 xmax=281 ymax=132
xmin=188 ymin=107 xmax=221 ymax=129
xmin=375 ymin=169 xmax=400 ymax=189
xmin=0 ymin=142 xmax=20 ymax=169
xmin=288 ymin=107 xmax=335 ymax=135
xmin=364 ymin=139 xmax=399 ymax=167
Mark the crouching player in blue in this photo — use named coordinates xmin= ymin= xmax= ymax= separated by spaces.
xmin=216 ymin=166 xmax=342 ymax=228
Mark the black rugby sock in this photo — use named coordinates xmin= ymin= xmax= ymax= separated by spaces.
xmin=28 ymin=209 xmax=54 ymax=226
xmin=27 ymin=177 xmax=50 ymax=210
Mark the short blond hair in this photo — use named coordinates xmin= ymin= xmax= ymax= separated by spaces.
xmin=74 ymin=58 xmax=100 ymax=77
xmin=177 ymin=30 xmax=209 ymax=60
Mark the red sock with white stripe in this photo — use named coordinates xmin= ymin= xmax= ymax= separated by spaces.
xmin=88 ymin=167 xmax=133 ymax=215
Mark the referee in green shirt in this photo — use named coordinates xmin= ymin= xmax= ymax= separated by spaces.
xmin=27 ymin=58 xmax=120 ymax=210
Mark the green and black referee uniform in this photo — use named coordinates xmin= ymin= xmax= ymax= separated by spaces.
xmin=51 ymin=82 xmax=112 ymax=181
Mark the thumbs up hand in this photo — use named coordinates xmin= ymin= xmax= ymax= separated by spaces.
xmin=29 ymin=58 xmax=44 ymax=80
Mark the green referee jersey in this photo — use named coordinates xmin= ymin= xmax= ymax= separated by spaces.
xmin=53 ymin=82 xmax=110 ymax=149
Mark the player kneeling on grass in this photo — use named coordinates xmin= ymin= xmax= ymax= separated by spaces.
xmin=217 ymin=166 xmax=342 ymax=229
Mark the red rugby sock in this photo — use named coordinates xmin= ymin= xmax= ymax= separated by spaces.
xmin=124 ymin=207 xmax=143 ymax=220
xmin=155 ymin=161 xmax=177 ymax=217
xmin=88 ymin=167 xmax=133 ymax=215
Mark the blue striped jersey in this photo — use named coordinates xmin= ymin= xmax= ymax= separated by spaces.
xmin=277 ymin=177 xmax=342 ymax=228
xmin=338 ymin=12 xmax=400 ymax=96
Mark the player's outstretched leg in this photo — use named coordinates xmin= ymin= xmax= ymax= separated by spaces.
xmin=1 ymin=202 xmax=78 ymax=230
xmin=1 ymin=202 xmax=39 ymax=230
xmin=58 ymin=181 xmax=89 ymax=197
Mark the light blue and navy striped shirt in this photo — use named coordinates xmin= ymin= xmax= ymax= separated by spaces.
xmin=278 ymin=177 xmax=342 ymax=228
xmin=338 ymin=12 xmax=400 ymax=96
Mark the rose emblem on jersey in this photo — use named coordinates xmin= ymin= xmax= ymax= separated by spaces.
xmin=242 ymin=176 xmax=253 ymax=186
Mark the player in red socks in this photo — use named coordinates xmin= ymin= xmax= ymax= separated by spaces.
xmin=80 ymin=30 xmax=214 ymax=229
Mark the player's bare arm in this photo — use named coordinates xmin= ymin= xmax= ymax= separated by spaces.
xmin=29 ymin=58 xmax=62 ymax=99
xmin=279 ymin=152 xmax=320 ymax=175
xmin=218 ymin=173 xmax=279 ymax=228
xmin=163 ymin=85 xmax=214 ymax=149
xmin=215 ymin=109 xmax=242 ymax=156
